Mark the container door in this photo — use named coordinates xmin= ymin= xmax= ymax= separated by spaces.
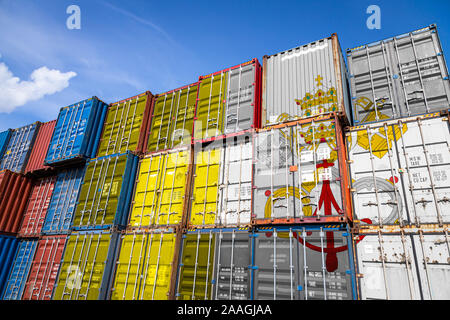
xmin=170 ymin=85 xmax=197 ymax=149
xmin=1 ymin=124 xmax=37 ymax=172
xmin=177 ymin=231 xmax=215 ymax=300
xmin=148 ymin=92 xmax=178 ymax=153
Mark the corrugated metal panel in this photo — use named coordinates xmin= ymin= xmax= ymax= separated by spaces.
xmin=346 ymin=113 xmax=450 ymax=226
xmin=22 ymin=235 xmax=67 ymax=300
xmin=0 ymin=235 xmax=19 ymax=296
xmin=52 ymin=231 xmax=120 ymax=300
xmin=72 ymin=152 xmax=138 ymax=231
xmin=129 ymin=147 xmax=190 ymax=228
xmin=147 ymin=83 xmax=198 ymax=153
xmin=0 ymin=170 xmax=33 ymax=234
xmin=110 ymin=229 xmax=181 ymax=300
xmin=0 ymin=129 xmax=12 ymax=160
xmin=0 ymin=122 xmax=40 ymax=173
xmin=18 ymin=176 xmax=56 ymax=237
xmin=262 ymin=35 xmax=350 ymax=126
xmin=347 ymin=24 xmax=450 ymax=124
xmin=97 ymin=91 xmax=154 ymax=157
xmin=253 ymin=115 xmax=352 ymax=225
xmin=44 ymin=97 xmax=108 ymax=166
xmin=189 ymin=133 xmax=253 ymax=227
xmin=42 ymin=166 xmax=86 ymax=235
xmin=253 ymin=225 xmax=355 ymax=300
xmin=1 ymin=240 xmax=38 ymax=300
xmin=353 ymin=226 xmax=450 ymax=300
xmin=24 ymin=120 xmax=56 ymax=174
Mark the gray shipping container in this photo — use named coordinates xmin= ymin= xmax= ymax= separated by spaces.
xmin=346 ymin=112 xmax=450 ymax=226
xmin=347 ymin=24 xmax=450 ymax=124
xmin=262 ymin=34 xmax=352 ymax=126
xmin=353 ymin=225 xmax=450 ymax=300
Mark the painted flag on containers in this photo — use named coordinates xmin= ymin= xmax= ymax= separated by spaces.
xmin=44 ymin=97 xmax=108 ymax=166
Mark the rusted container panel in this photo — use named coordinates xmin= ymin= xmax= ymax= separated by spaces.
xmin=189 ymin=132 xmax=253 ymax=228
xmin=253 ymin=114 xmax=352 ymax=225
xmin=146 ymin=83 xmax=198 ymax=153
xmin=347 ymin=25 xmax=450 ymax=124
xmin=262 ymin=35 xmax=351 ymax=126
xmin=18 ymin=176 xmax=56 ymax=238
xmin=353 ymin=225 xmax=450 ymax=300
xmin=346 ymin=113 xmax=450 ymax=226
xmin=24 ymin=120 xmax=56 ymax=175
xmin=22 ymin=235 xmax=67 ymax=300
xmin=97 ymin=91 xmax=154 ymax=157
xmin=0 ymin=170 xmax=33 ymax=234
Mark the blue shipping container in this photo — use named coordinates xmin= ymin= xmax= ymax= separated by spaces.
xmin=72 ymin=152 xmax=139 ymax=231
xmin=1 ymin=240 xmax=38 ymax=300
xmin=0 ymin=129 xmax=12 ymax=161
xmin=42 ymin=166 xmax=86 ymax=235
xmin=0 ymin=122 xmax=40 ymax=173
xmin=44 ymin=97 xmax=108 ymax=166
xmin=0 ymin=235 xmax=19 ymax=296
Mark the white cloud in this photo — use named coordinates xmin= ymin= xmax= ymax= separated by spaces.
xmin=0 ymin=62 xmax=76 ymax=113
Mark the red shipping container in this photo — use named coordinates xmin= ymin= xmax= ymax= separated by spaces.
xmin=25 ymin=120 xmax=56 ymax=175
xmin=22 ymin=235 xmax=67 ymax=300
xmin=18 ymin=176 xmax=56 ymax=237
xmin=0 ymin=170 xmax=33 ymax=234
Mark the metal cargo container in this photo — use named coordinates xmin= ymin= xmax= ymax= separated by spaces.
xmin=0 ymin=129 xmax=12 ymax=160
xmin=44 ymin=97 xmax=108 ymax=166
xmin=24 ymin=120 xmax=56 ymax=175
xmin=0 ymin=235 xmax=19 ymax=296
xmin=22 ymin=235 xmax=67 ymax=300
xmin=253 ymin=115 xmax=353 ymax=225
xmin=128 ymin=146 xmax=191 ymax=229
xmin=0 ymin=122 xmax=40 ymax=173
xmin=146 ymin=83 xmax=198 ymax=153
xmin=252 ymin=225 xmax=356 ymax=300
xmin=109 ymin=228 xmax=182 ymax=300
xmin=42 ymin=166 xmax=86 ymax=235
xmin=175 ymin=228 xmax=252 ymax=300
xmin=97 ymin=91 xmax=154 ymax=158
xmin=18 ymin=176 xmax=56 ymax=238
xmin=346 ymin=112 xmax=450 ymax=226
xmin=189 ymin=132 xmax=253 ymax=228
xmin=52 ymin=230 xmax=120 ymax=300
xmin=262 ymin=35 xmax=351 ymax=126
xmin=194 ymin=59 xmax=262 ymax=142
xmin=1 ymin=240 xmax=38 ymax=300
xmin=0 ymin=170 xmax=33 ymax=234
xmin=352 ymin=225 xmax=450 ymax=300
xmin=347 ymin=24 xmax=450 ymax=124
xmin=72 ymin=152 xmax=139 ymax=231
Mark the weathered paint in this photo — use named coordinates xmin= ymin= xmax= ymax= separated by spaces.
xmin=347 ymin=24 xmax=450 ymax=124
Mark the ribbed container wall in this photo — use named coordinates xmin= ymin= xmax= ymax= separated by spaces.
xmin=44 ymin=97 xmax=108 ymax=166
xmin=52 ymin=231 xmax=120 ymax=300
xmin=0 ymin=122 xmax=40 ymax=173
xmin=1 ymin=240 xmax=38 ymax=300
xmin=97 ymin=91 xmax=154 ymax=158
xmin=262 ymin=35 xmax=351 ymax=126
xmin=0 ymin=130 xmax=12 ymax=160
xmin=146 ymin=83 xmax=199 ymax=153
xmin=109 ymin=228 xmax=182 ymax=300
xmin=72 ymin=152 xmax=139 ymax=231
xmin=0 ymin=170 xmax=33 ymax=234
xmin=41 ymin=166 xmax=86 ymax=235
xmin=346 ymin=112 xmax=450 ymax=226
xmin=0 ymin=235 xmax=19 ymax=296
xmin=24 ymin=120 xmax=56 ymax=175
xmin=352 ymin=224 xmax=450 ymax=300
xmin=22 ymin=235 xmax=67 ymax=300
xmin=18 ymin=176 xmax=56 ymax=238
xmin=347 ymin=25 xmax=450 ymax=125
xmin=188 ymin=132 xmax=253 ymax=228
xmin=253 ymin=115 xmax=352 ymax=225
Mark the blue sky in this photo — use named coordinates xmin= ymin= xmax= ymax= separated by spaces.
xmin=0 ymin=0 xmax=449 ymax=131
